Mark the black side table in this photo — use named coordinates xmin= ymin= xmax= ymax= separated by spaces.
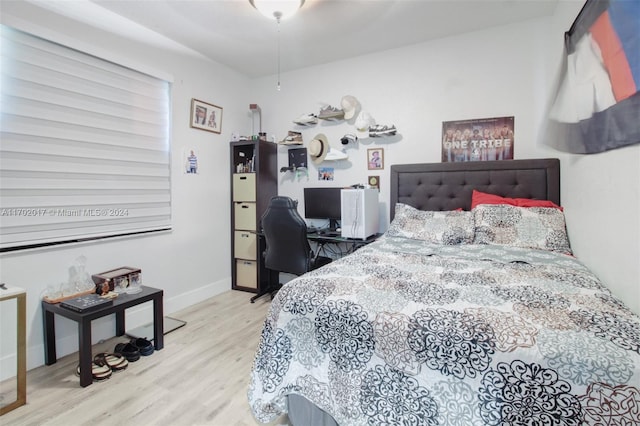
xmin=42 ymin=286 xmax=164 ymax=387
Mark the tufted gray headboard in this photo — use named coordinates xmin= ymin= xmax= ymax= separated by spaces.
xmin=390 ymin=158 xmax=560 ymax=220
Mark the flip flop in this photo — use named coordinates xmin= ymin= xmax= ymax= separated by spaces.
xmin=76 ymin=362 xmax=112 ymax=382
xmin=94 ymin=352 xmax=128 ymax=372
xmin=114 ymin=342 xmax=140 ymax=362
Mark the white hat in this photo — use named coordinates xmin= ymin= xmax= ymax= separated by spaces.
xmin=355 ymin=111 xmax=375 ymax=132
xmin=308 ymin=133 xmax=329 ymax=164
xmin=341 ymin=95 xmax=360 ymax=120
xmin=325 ymin=148 xmax=348 ymax=161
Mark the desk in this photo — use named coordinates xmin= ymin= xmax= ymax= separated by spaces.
xmin=307 ymin=232 xmax=382 ymax=258
xmin=42 ymin=286 xmax=163 ymax=387
xmin=251 ymin=232 xmax=381 ymax=303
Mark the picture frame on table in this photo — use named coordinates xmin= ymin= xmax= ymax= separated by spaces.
xmin=190 ymin=98 xmax=223 ymax=134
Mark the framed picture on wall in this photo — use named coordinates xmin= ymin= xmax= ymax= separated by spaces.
xmin=318 ymin=167 xmax=334 ymax=181
xmin=289 ymin=148 xmax=307 ymax=169
xmin=367 ymin=148 xmax=384 ymax=170
xmin=190 ymin=98 xmax=223 ymax=134
xmin=368 ymin=176 xmax=380 ymax=191
xmin=441 ymin=116 xmax=514 ymax=162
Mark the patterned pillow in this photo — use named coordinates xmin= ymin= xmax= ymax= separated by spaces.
xmin=473 ymin=204 xmax=573 ymax=255
xmin=387 ymin=203 xmax=475 ymax=244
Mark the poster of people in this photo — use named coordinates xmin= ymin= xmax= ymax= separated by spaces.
xmin=442 ymin=116 xmax=514 ymax=162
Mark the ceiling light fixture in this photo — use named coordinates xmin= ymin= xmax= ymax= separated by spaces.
xmin=249 ymin=0 xmax=305 ymax=21
xmin=249 ymin=0 xmax=305 ymax=91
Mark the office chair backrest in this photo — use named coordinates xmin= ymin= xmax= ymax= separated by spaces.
xmin=261 ymin=196 xmax=313 ymax=276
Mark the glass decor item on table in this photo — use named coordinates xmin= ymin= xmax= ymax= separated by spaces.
xmin=41 ymin=283 xmax=63 ymax=301
xmin=113 ymin=276 xmax=130 ymax=293
xmin=69 ymin=255 xmax=95 ymax=293
xmin=128 ymin=272 xmax=142 ymax=294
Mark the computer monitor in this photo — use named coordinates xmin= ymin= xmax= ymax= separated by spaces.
xmin=303 ymin=187 xmax=342 ymax=231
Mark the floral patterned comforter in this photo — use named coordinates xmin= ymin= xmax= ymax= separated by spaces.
xmin=248 ymin=236 xmax=640 ymax=425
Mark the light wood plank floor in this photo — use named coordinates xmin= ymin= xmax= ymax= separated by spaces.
xmin=0 ymin=290 xmax=290 ymax=426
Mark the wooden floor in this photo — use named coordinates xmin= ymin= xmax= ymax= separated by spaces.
xmin=0 ymin=290 xmax=290 ymax=426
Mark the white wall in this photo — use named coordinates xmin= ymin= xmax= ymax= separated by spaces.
xmin=546 ymin=1 xmax=640 ymax=316
xmin=250 ymin=2 xmax=640 ymax=315
xmin=0 ymin=1 xmax=254 ymax=377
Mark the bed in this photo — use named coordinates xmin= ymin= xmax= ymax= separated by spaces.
xmin=248 ymin=158 xmax=640 ymax=425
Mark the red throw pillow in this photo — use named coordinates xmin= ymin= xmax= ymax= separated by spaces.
xmin=471 ymin=190 xmax=563 ymax=211
xmin=471 ymin=190 xmax=514 ymax=209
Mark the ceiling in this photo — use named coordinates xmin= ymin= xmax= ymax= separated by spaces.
xmin=29 ymin=0 xmax=560 ymax=78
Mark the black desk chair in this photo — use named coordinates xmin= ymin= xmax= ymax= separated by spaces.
xmin=251 ymin=196 xmax=332 ymax=303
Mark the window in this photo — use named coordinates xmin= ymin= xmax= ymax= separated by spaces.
xmin=0 ymin=26 xmax=171 ymax=251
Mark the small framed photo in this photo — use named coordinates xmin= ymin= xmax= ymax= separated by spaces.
xmin=368 ymin=176 xmax=380 ymax=191
xmin=318 ymin=167 xmax=334 ymax=181
xmin=190 ymin=98 xmax=223 ymax=134
xmin=184 ymin=148 xmax=198 ymax=174
xmin=367 ymin=148 xmax=384 ymax=170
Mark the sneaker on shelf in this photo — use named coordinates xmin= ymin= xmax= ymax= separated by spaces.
xmin=278 ymin=131 xmax=303 ymax=145
xmin=318 ymin=105 xmax=345 ymax=120
xmin=369 ymin=124 xmax=397 ymax=137
xmin=293 ymin=113 xmax=318 ymax=126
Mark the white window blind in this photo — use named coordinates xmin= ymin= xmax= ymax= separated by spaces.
xmin=0 ymin=26 xmax=171 ymax=251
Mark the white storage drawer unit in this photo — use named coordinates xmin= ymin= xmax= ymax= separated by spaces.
xmin=230 ymin=140 xmax=276 ymax=293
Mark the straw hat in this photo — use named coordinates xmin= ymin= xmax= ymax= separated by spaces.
xmin=308 ymin=133 xmax=329 ymax=164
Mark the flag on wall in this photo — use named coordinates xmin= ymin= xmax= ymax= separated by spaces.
xmin=548 ymin=0 xmax=639 ymax=154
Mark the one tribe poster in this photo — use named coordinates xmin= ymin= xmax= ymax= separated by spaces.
xmin=442 ymin=116 xmax=514 ymax=162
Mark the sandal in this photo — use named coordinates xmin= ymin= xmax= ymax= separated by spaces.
xmin=114 ymin=342 xmax=140 ymax=362
xmin=130 ymin=337 xmax=154 ymax=356
xmin=94 ymin=352 xmax=128 ymax=372
xmin=76 ymin=362 xmax=112 ymax=382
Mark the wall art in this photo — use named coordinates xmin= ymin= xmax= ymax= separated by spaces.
xmin=367 ymin=148 xmax=384 ymax=170
xmin=191 ymin=98 xmax=222 ymax=134
xmin=442 ymin=116 xmax=514 ymax=162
